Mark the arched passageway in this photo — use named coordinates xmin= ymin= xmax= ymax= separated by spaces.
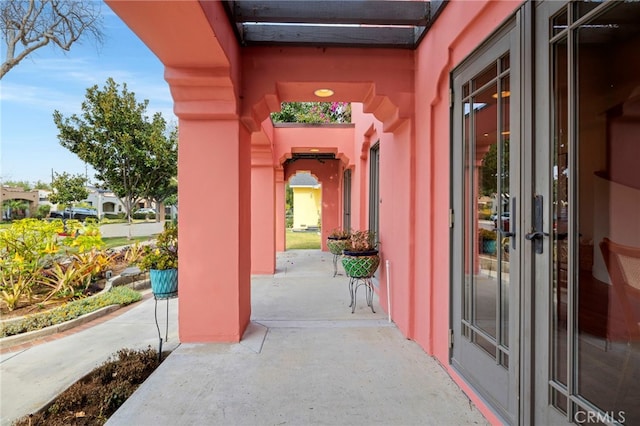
xmin=106 ymin=0 xmax=414 ymax=347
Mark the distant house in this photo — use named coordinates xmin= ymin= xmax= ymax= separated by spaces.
xmin=289 ymin=172 xmax=321 ymax=232
xmin=84 ymin=186 xmax=126 ymax=218
xmin=1 ymin=186 xmax=39 ymax=219
xmin=84 ymin=187 xmax=176 ymax=220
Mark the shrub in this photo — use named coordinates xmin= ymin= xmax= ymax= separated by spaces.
xmin=328 ymin=228 xmax=350 ymax=239
xmin=0 ymin=218 xmax=111 ymax=310
xmin=346 ymin=230 xmax=377 ymax=252
xmin=478 ymin=211 xmax=492 ymax=220
xmin=132 ymin=212 xmax=156 ymax=220
xmin=0 ymin=287 xmax=142 ymax=337
xmin=137 ymin=223 xmax=177 ymax=270
xmin=36 ymin=204 xmax=51 ymax=220
xmin=104 ymin=212 xmax=126 ymax=220
xmin=479 ymin=228 xmax=497 ymax=241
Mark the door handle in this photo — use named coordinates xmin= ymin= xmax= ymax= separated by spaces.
xmin=501 ymin=229 xmax=516 ymax=238
xmin=525 ymin=231 xmax=548 ymax=240
xmin=529 ymin=195 xmax=548 ymax=254
xmin=497 ymin=197 xmax=516 ymax=250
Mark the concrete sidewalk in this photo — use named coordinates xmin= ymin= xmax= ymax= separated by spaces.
xmin=1 ymin=250 xmax=488 ymax=426
xmin=0 ymin=292 xmax=179 ymax=425
xmin=107 ymin=250 xmax=489 ymax=426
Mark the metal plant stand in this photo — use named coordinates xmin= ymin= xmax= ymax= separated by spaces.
xmin=332 ymin=253 xmax=340 ymax=277
xmin=348 ymin=277 xmax=376 ymax=313
xmin=154 ymin=293 xmax=177 ymax=361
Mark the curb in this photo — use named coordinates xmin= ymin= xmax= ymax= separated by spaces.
xmin=0 ymin=275 xmax=151 ymax=351
xmin=0 ymin=305 xmax=123 ymax=349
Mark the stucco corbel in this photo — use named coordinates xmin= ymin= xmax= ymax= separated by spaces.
xmin=165 ymin=66 xmax=239 ymax=120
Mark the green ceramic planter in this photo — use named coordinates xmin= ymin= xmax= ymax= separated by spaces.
xmin=341 ymin=250 xmax=380 ymax=278
xmin=327 ymin=237 xmax=350 ymax=255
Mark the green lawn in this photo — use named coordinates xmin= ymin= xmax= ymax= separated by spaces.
xmin=286 ymin=229 xmax=321 ymax=250
xmin=102 ymin=235 xmax=156 ymax=249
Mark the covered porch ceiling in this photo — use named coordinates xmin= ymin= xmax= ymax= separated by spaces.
xmin=222 ymin=0 xmax=447 ymax=49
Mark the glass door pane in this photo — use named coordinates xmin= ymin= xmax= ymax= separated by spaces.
xmin=542 ymin=2 xmax=640 ymax=423
xmin=463 ymin=60 xmax=512 ymax=365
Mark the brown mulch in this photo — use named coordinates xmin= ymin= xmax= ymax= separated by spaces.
xmin=13 ymin=347 xmax=166 ymax=426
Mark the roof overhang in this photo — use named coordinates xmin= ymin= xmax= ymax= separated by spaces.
xmin=222 ymin=1 xmax=447 ymax=49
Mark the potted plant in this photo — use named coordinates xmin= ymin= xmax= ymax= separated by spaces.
xmin=327 ymin=228 xmax=351 ymax=277
xmin=479 ymin=228 xmax=497 ymax=255
xmin=341 ymin=230 xmax=380 ymax=278
xmin=327 ymin=228 xmax=351 ymax=254
xmin=138 ymin=223 xmax=178 ymax=299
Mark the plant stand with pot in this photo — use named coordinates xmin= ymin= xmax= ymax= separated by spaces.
xmin=150 ymin=268 xmax=178 ymax=361
xmin=341 ymin=249 xmax=380 ymax=313
xmin=327 ymin=236 xmax=350 ymax=276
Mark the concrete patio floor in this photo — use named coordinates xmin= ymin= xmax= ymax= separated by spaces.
xmin=107 ymin=249 xmax=489 ymax=426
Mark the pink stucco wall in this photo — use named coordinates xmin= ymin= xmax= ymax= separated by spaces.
xmin=106 ymin=1 xmax=522 ymax=422
xmin=176 ymin=119 xmax=252 ymax=342
xmin=413 ymin=2 xmax=521 ymax=423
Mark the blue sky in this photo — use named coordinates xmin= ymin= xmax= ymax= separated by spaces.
xmin=0 ymin=6 xmax=176 ymax=185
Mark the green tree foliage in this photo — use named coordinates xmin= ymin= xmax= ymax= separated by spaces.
xmin=271 ymin=102 xmax=351 ymax=123
xmin=480 ymin=139 xmax=510 ymax=197
xmin=49 ymin=172 xmax=88 ymax=209
xmin=285 ymin=183 xmax=293 ymax=228
xmin=2 ymin=180 xmax=32 ymax=191
xmin=285 ymin=183 xmax=293 ymax=212
xmin=53 ymin=78 xmax=177 ymax=221
xmin=0 ymin=180 xmax=50 ymax=191
xmin=139 ymin=127 xmax=178 ymax=210
xmin=480 ymin=143 xmax=498 ymax=196
xmin=2 ymin=199 xmax=27 ymax=220
xmin=0 ymin=0 xmax=104 ymax=79
xmin=33 ymin=180 xmax=52 ymax=190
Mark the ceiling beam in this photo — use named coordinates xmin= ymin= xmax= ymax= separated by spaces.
xmin=229 ymin=1 xmax=430 ymax=26
xmin=241 ymin=24 xmax=419 ymax=48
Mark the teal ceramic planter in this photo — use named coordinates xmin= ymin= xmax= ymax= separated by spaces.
xmin=482 ymin=240 xmax=496 ymax=255
xmin=150 ymin=268 xmax=178 ymax=299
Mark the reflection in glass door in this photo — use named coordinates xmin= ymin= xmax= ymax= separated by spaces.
xmin=451 ymin=22 xmax=520 ymax=424
xmin=535 ymin=1 xmax=640 ymax=423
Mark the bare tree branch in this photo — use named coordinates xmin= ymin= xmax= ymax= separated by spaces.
xmin=0 ymin=0 xmax=103 ymax=79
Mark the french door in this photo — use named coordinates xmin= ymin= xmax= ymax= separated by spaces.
xmin=452 ymin=1 xmax=640 ymax=424
xmin=533 ymin=1 xmax=640 ymax=424
xmin=450 ymin=19 xmax=521 ymax=425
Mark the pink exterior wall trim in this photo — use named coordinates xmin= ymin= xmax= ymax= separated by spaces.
xmin=414 ymin=2 xmax=520 ymax=423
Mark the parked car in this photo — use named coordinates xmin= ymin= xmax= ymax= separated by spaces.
xmin=135 ymin=208 xmax=156 ymax=215
xmin=49 ymin=208 xmax=98 ymax=221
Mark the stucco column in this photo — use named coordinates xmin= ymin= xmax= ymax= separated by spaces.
xmin=251 ymin=149 xmax=276 ymax=274
xmin=275 ymin=168 xmax=286 ymax=252
xmin=177 ymin=118 xmax=251 ymax=342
